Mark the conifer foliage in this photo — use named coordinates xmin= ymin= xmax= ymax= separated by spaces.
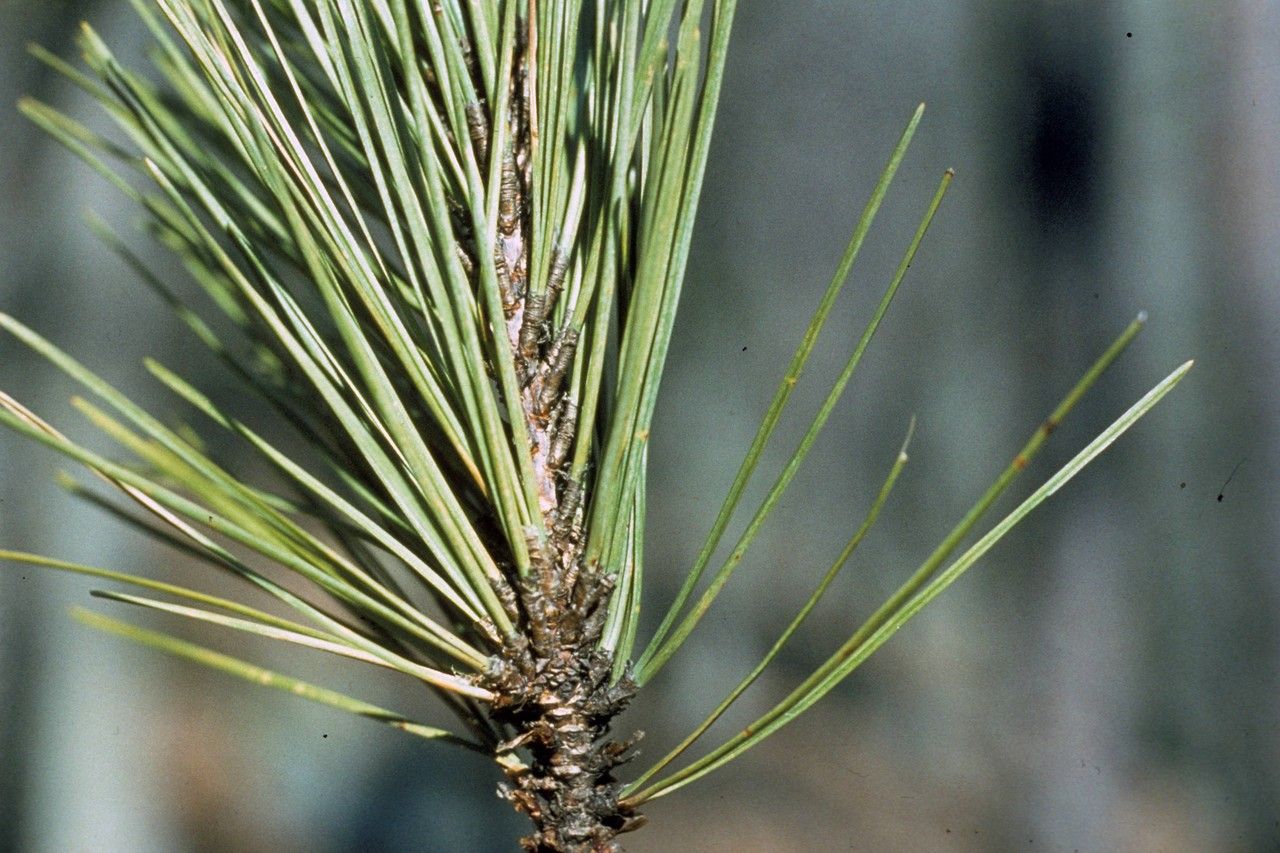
xmin=3 ymin=2 xmax=1189 ymax=849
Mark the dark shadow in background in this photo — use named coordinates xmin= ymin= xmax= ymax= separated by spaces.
xmin=1 ymin=3 xmax=109 ymax=850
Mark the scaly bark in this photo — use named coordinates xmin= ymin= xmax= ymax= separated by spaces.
xmin=469 ymin=31 xmax=645 ymax=850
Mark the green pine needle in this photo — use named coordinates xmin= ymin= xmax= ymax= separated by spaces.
xmin=1 ymin=1 xmax=1191 ymax=842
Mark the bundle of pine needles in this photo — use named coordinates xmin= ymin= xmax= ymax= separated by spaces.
xmin=2 ymin=2 xmax=1189 ymax=850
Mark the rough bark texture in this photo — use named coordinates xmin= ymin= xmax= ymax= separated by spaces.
xmin=486 ymin=599 xmax=645 ymax=851
xmin=467 ymin=32 xmax=644 ymax=850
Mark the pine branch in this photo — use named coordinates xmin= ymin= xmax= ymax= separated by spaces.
xmin=2 ymin=2 xmax=1190 ymax=850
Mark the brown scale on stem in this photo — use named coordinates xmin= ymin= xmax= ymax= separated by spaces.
xmin=552 ymin=477 xmax=582 ymax=542
xmin=519 ymin=291 xmax=548 ymax=364
xmin=548 ymin=401 xmax=578 ymax=473
xmin=495 ymin=572 xmax=522 ymax=625
xmin=500 ymin=150 xmax=522 ymax=235
xmin=546 ymin=245 xmax=570 ymax=304
xmin=473 ymin=20 xmax=638 ymax=851
xmin=466 ymin=102 xmax=489 ymax=165
xmin=538 ymin=327 xmax=578 ymax=415
xmin=495 ymin=243 xmax=520 ymax=316
xmin=490 ymin=544 xmax=641 ymax=851
xmin=536 ymin=320 xmax=567 ymax=372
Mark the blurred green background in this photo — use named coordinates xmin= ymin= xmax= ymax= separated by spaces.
xmin=1 ymin=2 xmax=1276 ymax=851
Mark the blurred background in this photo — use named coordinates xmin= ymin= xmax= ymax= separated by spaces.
xmin=1 ymin=1 xmax=1276 ymax=851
